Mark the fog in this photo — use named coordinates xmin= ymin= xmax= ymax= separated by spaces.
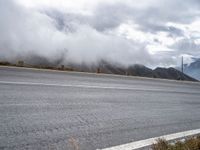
xmin=0 ymin=0 xmax=199 ymax=68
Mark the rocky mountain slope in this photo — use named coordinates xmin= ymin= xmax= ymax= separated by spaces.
xmin=184 ymin=59 xmax=200 ymax=81
xmin=71 ymin=61 xmax=197 ymax=81
xmin=0 ymin=58 xmax=197 ymax=81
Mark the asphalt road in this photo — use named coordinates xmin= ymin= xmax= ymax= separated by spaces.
xmin=0 ymin=67 xmax=200 ymax=150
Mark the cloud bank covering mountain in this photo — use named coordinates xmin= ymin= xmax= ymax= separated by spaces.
xmin=0 ymin=0 xmax=200 ymax=68
xmin=184 ymin=58 xmax=200 ymax=80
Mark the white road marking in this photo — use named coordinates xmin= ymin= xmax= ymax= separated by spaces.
xmin=0 ymin=80 xmax=157 ymax=91
xmin=98 ymin=129 xmax=200 ymax=150
xmin=0 ymin=80 xmax=197 ymax=94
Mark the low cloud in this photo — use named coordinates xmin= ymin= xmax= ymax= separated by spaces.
xmin=0 ymin=0 xmax=200 ymax=68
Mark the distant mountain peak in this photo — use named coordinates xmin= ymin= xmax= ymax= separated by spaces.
xmin=70 ymin=61 xmax=197 ymax=81
xmin=184 ymin=58 xmax=200 ymax=81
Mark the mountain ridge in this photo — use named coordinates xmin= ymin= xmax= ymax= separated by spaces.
xmin=184 ymin=59 xmax=200 ymax=81
xmin=0 ymin=59 xmax=198 ymax=82
xmin=70 ymin=61 xmax=197 ymax=82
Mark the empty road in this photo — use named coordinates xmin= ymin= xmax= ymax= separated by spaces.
xmin=0 ymin=66 xmax=200 ymax=150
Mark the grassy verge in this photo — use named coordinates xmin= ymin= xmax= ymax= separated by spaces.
xmin=0 ymin=61 xmax=74 ymax=71
xmin=152 ymin=135 xmax=200 ymax=150
xmin=0 ymin=61 xmax=12 ymax=66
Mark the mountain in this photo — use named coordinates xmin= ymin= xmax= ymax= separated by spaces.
xmin=184 ymin=59 xmax=200 ymax=81
xmin=70 ymin=61 xmax=197 ymax=81
xmin=153 ymin=67 xmax=196 ymax=81
xmin=0 ymin=58 xmax=197 ymax=81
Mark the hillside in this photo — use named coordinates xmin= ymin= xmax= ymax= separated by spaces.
xmin=71 ymin=61 xmax=197 ymax=81
xmin=184 ymin=59 xmax=200 ymax=81
xmin=0 ymin=59 xmax=197 ymax=81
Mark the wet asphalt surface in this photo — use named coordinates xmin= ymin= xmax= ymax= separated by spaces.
xmin=0 ymin=67 xmax=200 ymax=150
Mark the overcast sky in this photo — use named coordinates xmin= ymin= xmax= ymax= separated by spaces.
xmin=0 ymin=0 xmax=200 ymax=68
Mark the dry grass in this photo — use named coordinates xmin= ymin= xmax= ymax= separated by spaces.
xmin=68 ymin=137 xmax=79 ymax=150
xmin=152 ymin=136 xmax=200 ymax=150
xmin=0 ymin=61 xmax=12 ymax=66
xmin=0 ymin=61 xmax=74 ymax=71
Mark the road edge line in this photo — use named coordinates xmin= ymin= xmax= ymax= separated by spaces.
xmin=97 ymin=129 xmax=200 ymax=150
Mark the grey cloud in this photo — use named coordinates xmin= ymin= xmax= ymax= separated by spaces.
xmin=0 ymin=0 xmax=200 ymax=68
xmin=93 ymin=0 xmax=200 ymax=34
xmin=43 ymin=3 xmax=130 ymax=32
xmin=171 ymin=38 xmax=200 ymax=56
xmin=89 ymin=3 xmax=131 ymax=31
xmin=45 ymin=0 xmax=199 ymax=36
xmin=0 ymin=0 xmax=154 ymax=67
xmin=0 ymin=0 xmax=69 ymax=62
xmin=43 ymin=9 xmax=85 ymax=32
xmin=167 ymin=27 xmax=184 ymax=37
